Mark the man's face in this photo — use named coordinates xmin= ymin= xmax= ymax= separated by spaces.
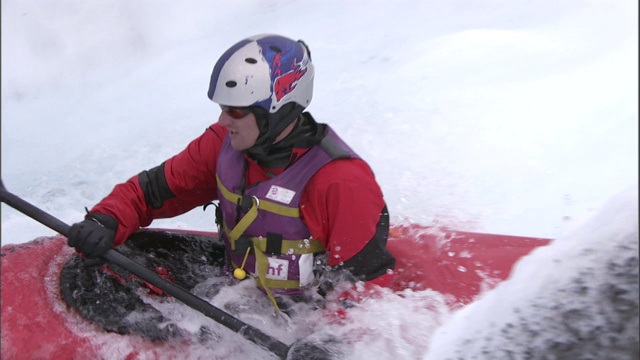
xmin=218 ymin=106 xmax=260 ymax=151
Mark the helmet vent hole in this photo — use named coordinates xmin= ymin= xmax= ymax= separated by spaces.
xmin=245 ymin=57 xmax=257 ymax=64
xmin=225 ymin=80 xmax=237 ymax=88
xmin=269 ymin=45 xmax=282 ymax=53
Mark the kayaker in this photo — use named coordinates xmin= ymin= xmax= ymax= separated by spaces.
xmin=67 ymin=34 xmax=396 ymax=311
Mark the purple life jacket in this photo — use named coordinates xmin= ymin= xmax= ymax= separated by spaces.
xmin=216 ymin=126 xmax=359 ymax=299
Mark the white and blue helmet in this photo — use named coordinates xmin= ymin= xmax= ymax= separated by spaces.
xmin=208 ymin=34 xmax=314 ymax=114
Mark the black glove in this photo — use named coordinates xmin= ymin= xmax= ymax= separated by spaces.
xmin=67 ymin=213 xmax=118 ymax=265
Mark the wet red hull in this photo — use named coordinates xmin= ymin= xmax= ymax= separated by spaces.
xmin=387 ymin=225 xmax=551 ymax=306
xmin=1 ymin=225 xmax=550 ymax=358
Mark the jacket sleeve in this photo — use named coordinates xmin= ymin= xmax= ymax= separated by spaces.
xmin=90 ymin=123 xmax=228 ymax=245
xmin=301 ymin=158 xmax=396 ymax=285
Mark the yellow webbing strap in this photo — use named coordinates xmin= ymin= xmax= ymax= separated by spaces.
xmin=221 ymin=198 xmax=282 ymax=311
xmin=222 ymin=222 xmax=324 ymax=254
xmin=227 ymin=198 xmax=258 ymax=242
xmin=216 ymin=176 xmax=299 ymax=218
xmin=262 ymin=278 xmax=300 ymax=289
xmin=253 ymin=247 xmax=281 ymax=311
xmin=216 ymin=175 xmax=325 ymax=312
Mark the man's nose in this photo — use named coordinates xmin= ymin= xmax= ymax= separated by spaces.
xmin=218 ymin=111 xmax=232 ymax=126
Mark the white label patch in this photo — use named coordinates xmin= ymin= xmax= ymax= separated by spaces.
xmin=266 ymin=257 xmax=289 ymax=281
xmin=298 ymin=253 xmax=314 ymax=286
xmin=265 ymin=185 xmax=296 ymax=204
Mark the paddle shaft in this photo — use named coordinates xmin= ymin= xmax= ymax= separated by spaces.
xmin=0 ymin=180 xmax=291 ymax=359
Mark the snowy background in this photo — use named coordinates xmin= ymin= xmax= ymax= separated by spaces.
xmin=2 ymin=0 xmax=637 ymax=244
xmin=1 ymin=1 xmax=638 ymax=359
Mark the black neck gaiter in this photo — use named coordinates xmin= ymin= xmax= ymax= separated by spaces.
xmin=247 ymin=112 xmax=324 ymax=169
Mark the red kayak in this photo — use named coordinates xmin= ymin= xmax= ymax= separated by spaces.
xmin=1 ymin=224 xmax=550 ymax=359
